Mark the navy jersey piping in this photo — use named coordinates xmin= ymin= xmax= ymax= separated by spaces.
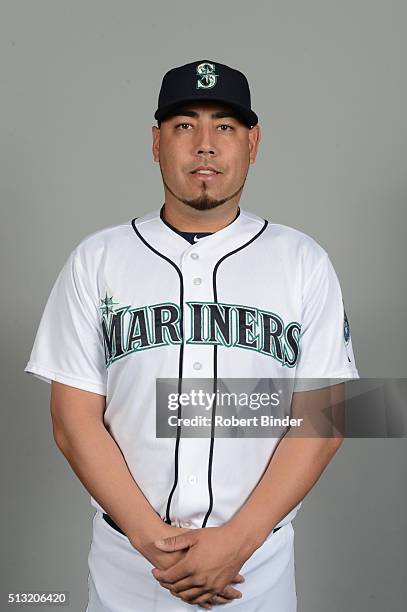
xmin=130 ymin=214 xmax=269 ymax=529
xmin=201 ymin=217 xmax=269 ymax=527
xmin=130 ymin=217 xmax=184 ymax=525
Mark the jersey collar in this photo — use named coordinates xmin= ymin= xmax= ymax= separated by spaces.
xmin=130 ymin=205 xmax=267 ymax=264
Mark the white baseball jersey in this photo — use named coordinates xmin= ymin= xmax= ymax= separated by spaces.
xmin=24 ymin=205 xmax=359 ymax=611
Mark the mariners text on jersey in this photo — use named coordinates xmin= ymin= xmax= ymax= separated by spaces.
xmin=100 ymin=297 xmax=301 ymax=369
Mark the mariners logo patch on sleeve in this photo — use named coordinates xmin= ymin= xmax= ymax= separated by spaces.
xmin=343 ymin=300 xmax=350 ymax=345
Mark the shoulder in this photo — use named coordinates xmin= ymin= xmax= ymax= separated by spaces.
xmin=68 ymin=218 xmax=135 ymax=262
xmin=71 ymin=208 xmax=163 ymax=260
xmin=58 ymin=218 xmax=136 ymax=281
xmin=241 ymin=208 xmax=329 ymax=272
xmin=76 ymin=218 xmax=134 ymax=250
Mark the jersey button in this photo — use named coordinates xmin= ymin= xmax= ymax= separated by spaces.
xmin=190 ymin=252 xmax=199 ymax=260
xmin=188 ymin=475 xmax=197 ymax=485
xmin=193 ymin=277 xmax=202 ymax=285
xmin=182 ymin=520 xmax=192 ymax=527
xmin=193 ymin=361 xmax=202 ymax=370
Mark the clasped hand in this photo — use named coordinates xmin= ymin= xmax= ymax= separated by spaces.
xmin=150 ymin=525 xmax=250 ymax=608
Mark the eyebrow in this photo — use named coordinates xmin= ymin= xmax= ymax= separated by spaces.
xmin=168 ymin=109 xmax=240 ymax=121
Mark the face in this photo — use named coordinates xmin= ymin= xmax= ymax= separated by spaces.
xmin=152 ymin=101 xmax=261 ymax=211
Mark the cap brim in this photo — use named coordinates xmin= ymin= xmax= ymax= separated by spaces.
xmin=154 ymin=97 xmax=258 ymax=127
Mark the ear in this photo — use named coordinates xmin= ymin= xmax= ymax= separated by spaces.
xmin=248 ymin=124 xmax=261 ymax=164
xmin=152 ymin=125 xmax=160 ymax=162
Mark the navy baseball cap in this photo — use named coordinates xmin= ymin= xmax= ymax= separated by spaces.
xmin=154 ymin=60 xmax=258 ymax=128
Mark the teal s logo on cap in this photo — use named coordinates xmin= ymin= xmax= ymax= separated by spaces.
xmin=196 ymin=62 xmax=218 ymax=89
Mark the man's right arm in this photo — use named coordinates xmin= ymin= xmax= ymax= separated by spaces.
xmin=50 ymin=381 xmax=187 ymax=568
xmin=50 ymin=381 xmax=244 ymax=609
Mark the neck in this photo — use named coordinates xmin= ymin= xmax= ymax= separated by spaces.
xmin=161 ymin=200 xmax=240 ymax=232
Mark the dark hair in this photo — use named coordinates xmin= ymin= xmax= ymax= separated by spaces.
xmin=156 ymin=109 xmax=181 ymax=128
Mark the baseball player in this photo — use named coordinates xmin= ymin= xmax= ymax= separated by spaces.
xmin=24 ymin=60 xmax=360 ymax=611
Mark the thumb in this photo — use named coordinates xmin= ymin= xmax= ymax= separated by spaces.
xmin=154 ymin=532 xmax=196 ymax=551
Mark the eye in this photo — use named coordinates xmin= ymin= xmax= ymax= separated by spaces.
xmin=174 ymin=122 xmax=235 ymax=131
xmin=175 ymin=123 xmax=193 ymax=130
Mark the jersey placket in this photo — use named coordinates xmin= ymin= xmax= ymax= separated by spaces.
xmin=131 ymin=208 xmax=268 ymax=529
xmin=170 ymin=238 xmax=216 ymax=529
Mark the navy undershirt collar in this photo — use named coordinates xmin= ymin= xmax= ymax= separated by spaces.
xmin=159 ymin=204 xmax=240 ymax=245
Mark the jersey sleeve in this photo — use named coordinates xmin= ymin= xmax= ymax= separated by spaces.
xmin=293 ymin=252 xmax=360 ymax=392
xmin=24 ymin=246 xmax=107 ymax=396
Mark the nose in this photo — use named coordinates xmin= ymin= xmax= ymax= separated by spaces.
xmin=194 ymin=123 xmax=216 ymax=157
xmin=196 ymin=146 xmax=215 ymax=156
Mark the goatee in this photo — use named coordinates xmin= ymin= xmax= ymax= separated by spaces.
xmin=162 ymin=176 xmax=246 ymax=211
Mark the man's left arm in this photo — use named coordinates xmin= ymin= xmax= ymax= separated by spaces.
xmin=225 ymin=382 xmax=345 ymax=551
xmin=152 ymin=382 xmax=345 ymax=607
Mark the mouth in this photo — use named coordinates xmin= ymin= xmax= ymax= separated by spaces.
xmin=190 ymin=169 xmax=222 ymax=181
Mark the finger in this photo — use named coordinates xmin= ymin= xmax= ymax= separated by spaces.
xmin=215 ymin=585 xmax=243 ymax=600
xmin=170 ymin=586 xmax=211 ymax=602
xmin=174 ymin=582 xmax=244 ymax=605
xmin=208 ymin=594 xmax=232 ymax=605
xmin=152 ymin=560 xmax=193 ymax=584
xmin=161 ymin=573 xmax=244 ymax=594
xmin=172 ymin=580 xmax=242 ymax=601
xmin=192 ymin=592 xmax=219 ymax=606
xmin=185 ymin=586 xmax=243 ymax=606
xmin=231 ymin=574 xmax=245 ymax=584
xmin=159 ymin=575 xmax=205 ymax=593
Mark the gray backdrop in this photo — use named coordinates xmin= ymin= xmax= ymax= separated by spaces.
xmin=2 ymin=0 xmax=406 ymax=610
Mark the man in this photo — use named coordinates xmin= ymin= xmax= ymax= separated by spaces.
xmin=24 ymin=60 xmax=360 ymax=611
